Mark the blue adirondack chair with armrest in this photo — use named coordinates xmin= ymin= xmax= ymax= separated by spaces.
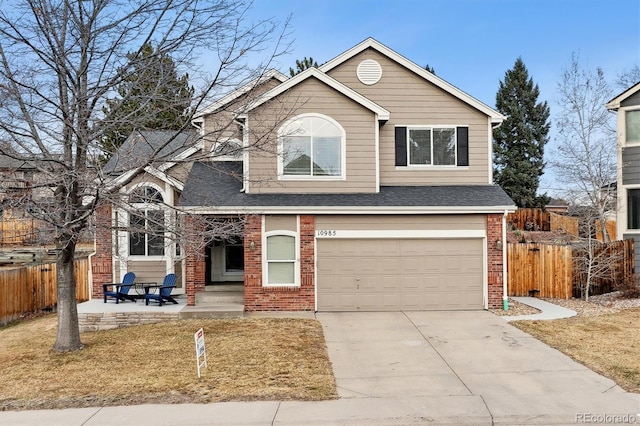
xmin=144 ymin=273 xmax=178 ymax=306
xmin=102 ymin=272 xmax=136 ymax=303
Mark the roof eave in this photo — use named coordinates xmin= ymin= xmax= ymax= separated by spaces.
xmin=178 ymin=205 xmax=517 ymax=215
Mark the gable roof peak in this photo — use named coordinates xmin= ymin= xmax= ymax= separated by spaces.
xmin=606 ymin=80 xmax=640 ymax=111
xmin=320 ymin=38 xmax=505 ymax=123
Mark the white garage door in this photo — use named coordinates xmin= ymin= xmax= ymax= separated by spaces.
xmin=317 ymin=238 xmax=484 ymax=311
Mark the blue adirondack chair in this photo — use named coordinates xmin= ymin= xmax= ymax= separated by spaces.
xmin=144 ymin=273 xmax=178 ymax=306
xmin=102 ymin=272 xmax=136 ymax=303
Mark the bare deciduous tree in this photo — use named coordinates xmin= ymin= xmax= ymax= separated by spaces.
xmin=551 ymin=53 xmax=617 ymax=243
xmin=0 ymin=0 xmax=289 ymax=352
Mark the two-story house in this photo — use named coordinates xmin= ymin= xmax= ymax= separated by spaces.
xmin=607 ymin=81 xmax=640 ymax=270
xmin=91 ymin=38 xmax=516 ymax=312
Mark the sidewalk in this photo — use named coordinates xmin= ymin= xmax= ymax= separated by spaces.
xmin=502 ymin=296 xmax=577 ymax=322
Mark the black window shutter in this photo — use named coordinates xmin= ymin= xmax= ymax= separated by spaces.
xmin=395 ymin=127 xmax=407 ymax=166
xmin=457 ymin=127 xmax=469 ymax=166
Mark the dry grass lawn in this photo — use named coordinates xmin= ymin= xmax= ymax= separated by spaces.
xmin=512 ymin=307 xmax=640 ymax=393
xmin=0 ymin=315 xmax=336 ymax=411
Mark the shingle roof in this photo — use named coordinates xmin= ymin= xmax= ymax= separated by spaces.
xmin=179 ymin=161 xmax=516 ymax=212
xmin=104 ymin=130 xmax=199 ymax=175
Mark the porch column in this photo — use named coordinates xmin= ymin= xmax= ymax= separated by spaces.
xmin=90 ymin=203 xmax=113 ymax=299
xmin=487 ymin=213 xmax=504 ymax=309
xmin=185 ymin=215 xmax=206 ymax=306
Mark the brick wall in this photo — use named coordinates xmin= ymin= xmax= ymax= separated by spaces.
xmin=487 ymin=213 xmax=505 ymax=309
xmin=244 ymin=214 xmax=315 ymax=311
xmin=91 ymin=203 xmax=113 ymax=298
xmin=185 ymin=215 xmax=205 ymax=306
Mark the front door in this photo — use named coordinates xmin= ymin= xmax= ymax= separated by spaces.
xmin=208 ymin=239 xmax=244 ymax=284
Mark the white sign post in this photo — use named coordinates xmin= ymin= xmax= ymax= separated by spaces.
xmin=194 ymin=328 xmax=207 ymax=378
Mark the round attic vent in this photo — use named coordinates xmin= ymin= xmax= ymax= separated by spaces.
xmin=357 ymin=59 xmax=382 ymax=85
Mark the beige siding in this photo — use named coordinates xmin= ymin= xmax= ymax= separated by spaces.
xmin=315 ymin=214 xmax=486 ymax=231
xmin=128 ymin=260 xmax=172 ymax=286
xmin=247 ymin=77 xmax=378 ymax=193
xmin=264 ymin=215 xmax=297 ymax=232
xmin=202 ymin=77 xmax=282 ymax=151
xmin=327 ymin=48 xmax=492 ymax=185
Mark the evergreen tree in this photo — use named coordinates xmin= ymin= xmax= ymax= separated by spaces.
xmin=424 ymin=64 xmax=435 ymax=74
xmin=493 ymin=57 xmax=550 ymax=208
xmin=289 ymin=57 xmax=319 ymax=76
xmin=100 ymin=43 xmax=194 ymax=161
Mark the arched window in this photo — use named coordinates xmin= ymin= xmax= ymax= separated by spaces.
xmin=278 ymin=114 xmax=345 ymax=178
xmin=128 ymin=185 xmax=165 ymax=256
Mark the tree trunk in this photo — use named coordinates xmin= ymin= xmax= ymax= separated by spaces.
xmin=52 ymin=242 xmax=83 ymax=352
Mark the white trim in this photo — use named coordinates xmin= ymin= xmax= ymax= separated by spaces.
xmin=277 ymin=113 xmax=347 ymax=180
xmin=157 ymin=141 xmax=204 ymax=172
xmin=606 ymin=81 xmax=640 ymax=110
xmin=482 ymin=236 xmax=488 ymax=310
xmin=210 ymin=137 xmax=243 ymax=161
xmin=319 ymin=38 xmax=504 ymax=123
xmin=488 ymin=120 xmax=494 ymax=185
xmin=240 ymin=68 xmax=390 ymax=120
xmin=374 ymin=116 xmax=380 ymax=192
xmin=621 ymin=185 xmax=640 ymax=234
xmin=262 ymin=229 xmax=300 ymax=288
xmin=110 ymin=165 xmax=184 ymax=192
xmin=180 ymin=205 xmax=517 ymax=215
xmin=314 ymin=229 xmax=485 ymax=239
xmin=192 ymin=69 xmax=288 ymax=122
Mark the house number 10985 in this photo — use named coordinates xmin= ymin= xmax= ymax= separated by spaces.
xmin=316 ymin=230 xmax=337 ymax=237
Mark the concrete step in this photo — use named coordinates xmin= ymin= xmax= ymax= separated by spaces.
xmin=180 ymin=304 xmax=244 ymax=319
xmin=196 ymin=291 xmax=244 ymax=304
xmin=205 ymin=284 xmax=244 ymax=292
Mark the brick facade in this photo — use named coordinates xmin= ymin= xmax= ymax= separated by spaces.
xmin=243 ymin=214 xmax=315 ymax=311
xmin=91 ymin=203 xmax=113 ymax=298
xmin=486 ymin=213 xmax=505 ymax=309
xmin=185 ymin=215 xmax=206 ymax=306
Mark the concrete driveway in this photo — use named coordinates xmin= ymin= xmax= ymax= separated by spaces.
xmin=317 ymin=311 xmax=640 ymax=424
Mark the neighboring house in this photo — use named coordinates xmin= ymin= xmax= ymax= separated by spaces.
xmin=92 ymin=38 xmax=516 ymax=311
xmin=545 ymin=198 xmax=569 ymax=215
xmin=607 ymin=81 xmax=640 ymax=269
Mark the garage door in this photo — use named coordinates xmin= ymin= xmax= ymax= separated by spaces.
xmin=317 ymin=238 xmax=483 ymax=311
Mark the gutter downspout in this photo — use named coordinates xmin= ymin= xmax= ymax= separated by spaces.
xmin=234 ymin=117 xmax=248 ymax=192
xmin=502 ymin=209 xmax=509 ymax=311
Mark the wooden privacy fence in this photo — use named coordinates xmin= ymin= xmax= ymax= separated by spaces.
xmin=508 ymin=239 xmax=635 ymax=299
xmin=0 ymin=257 xmax=90 ymax=325
xmin=507 ymin=208 xmax=579 ymax=236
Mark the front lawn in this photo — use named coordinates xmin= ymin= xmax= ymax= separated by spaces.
xmin=0 ymin=315 xmax=337 ymax=410
xmin=512 ymin=307 xmax=640 ymax=393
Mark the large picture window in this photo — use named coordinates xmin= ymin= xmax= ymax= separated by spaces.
xmin=279 ymin=115 xmax=344 ymax=178
xmin=265 ymin=234 xmax=297 ymax=285
xmin=128 ymin=186 xmax=166 ymax=256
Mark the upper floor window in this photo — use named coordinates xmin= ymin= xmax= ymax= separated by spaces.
xmin=279 ymin=114 xmax=345 ymax=178
xmin=395 ymin=126 xmax=469 ymax=167
xmin=128 ymin=185 xmax=165 ymax=256
xmin=626 ymin=110 xmax=640 ymax=144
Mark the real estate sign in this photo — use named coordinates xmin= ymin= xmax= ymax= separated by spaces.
xmin=194 ymin=327 xmax=207 ymax=378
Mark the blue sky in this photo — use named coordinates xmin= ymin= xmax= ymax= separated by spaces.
xmin=246 ymin=0 xmax=640 ymax=194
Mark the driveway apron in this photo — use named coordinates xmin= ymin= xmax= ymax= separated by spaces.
xmin=317 ymin=311 xmax=640 ymax=424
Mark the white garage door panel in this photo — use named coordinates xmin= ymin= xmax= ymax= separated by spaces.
xmin=317 ymin=238 xmax=484 ymax=311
